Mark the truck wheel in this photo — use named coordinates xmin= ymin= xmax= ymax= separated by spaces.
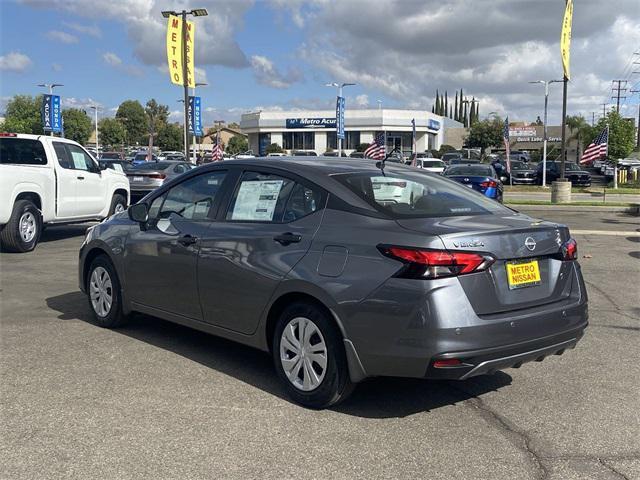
xmin=108 ymin=194 xmax=127 ymax=216
xmin=86 ymin=254 xmax=129 ymax=328
xmin=272 ymin=302 xmax=355 ymax=409
xmin=0 ymin=200 xmax=42 ymax=253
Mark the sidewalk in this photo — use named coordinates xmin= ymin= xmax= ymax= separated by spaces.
xmin=504 ymin=191 xmax=640 ymax=203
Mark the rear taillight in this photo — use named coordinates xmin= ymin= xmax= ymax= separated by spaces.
xmin=378 ymin=245 xmax=495 ymax=279
xmin=480 ymin=180 xmax=497 ymax=188
xmin=562 ymin=238 xmax=577 ymax=260
xmin=148 ymin=173 xmax=166 ymax=179
xmin=0 ymin=132 xmax=17 ymax=137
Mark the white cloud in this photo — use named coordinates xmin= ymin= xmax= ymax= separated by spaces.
xmin=102 ymin=52 xmax=122 ymax=67
xmin=46 ymin=30 xmax=79 ymax=44
xmin=62 ymin=21 xmax=101 ymax=37
xmin=0 ymin=52 xmax=32 ymax=72
xmin=51 ymin=62 xmax=63 ymax=72
xmin=102 ymin=52 xmax=143 ymax=77
xmin=250 ymin=55 xmax=303 ymax=89
xmin=354 ymin=94 xmax=369 ymax=107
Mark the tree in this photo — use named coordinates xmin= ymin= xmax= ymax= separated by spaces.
xmin=98 ymin=117 xmax=126 ymax=148
xmin=458 ymin=88 xmax=464 ymax=121
xmin=463 ymin=102 xmax=468 ymax=127
xmin=438 ymin=144 xmax=456 ymax=156
xmin=356 ymin=142 xmax=370 ymax=152
xmin=444 ymin=91 xmax=448 ymax=118
xmin=227 ymin=122 xmax=240 ymax=130
xmin=144 ymin=98 xmax=170 ymax=155
xmin=449 ymin=105 xmax=453 ymax=118
xmin=157 ymin=122 xmax=183 ymax=151
xmin=465 ymin=117 xmax=504 ymax=157
xmin=226 ymin=135 xmax=248 ymax=156
xmin=434 ymin=90 xmax=440 ymax=116
xmin=585 ymin=110 xmax=635 ymax=161
xmin=454 ymin=91 xmax=459 ymax=122
xmin=115 ymin=100 xmax=147 ymax=145
xmin=0 ymin=95 xmax=43 ymax=134
xmin=566 ymin=115 xmax=589 ymax=163
xmin=62 ymin=108 xmax=92 ymax=144
xmin=266 ymin=143 xmax=283 ymax=154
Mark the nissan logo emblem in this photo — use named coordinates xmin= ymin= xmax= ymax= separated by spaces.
xmin=524 ymin=237 xmax=537 ymax=251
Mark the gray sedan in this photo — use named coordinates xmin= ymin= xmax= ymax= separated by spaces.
xmin=126 ymin=161 xmax=195 ymax=199
xmin=79 ymin=157 xmax=588 ymax=408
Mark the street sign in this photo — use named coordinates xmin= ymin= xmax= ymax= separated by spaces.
xmin=188 ymin=96 xmax=203 ymax=136
xmin=42 ymin=95 xmax=62 ymax=133
xmin=336 ymin=96 xmax=345 ymax=140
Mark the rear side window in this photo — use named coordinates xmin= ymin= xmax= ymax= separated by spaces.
xmin=283 ymin=183 xmax=321 ymax=222
xmin=0 ymin=138 xmax=47 ymax=165
xmin=335 ymin=169 xmax=511 ymax=218
xmin=159 ymin=170 xmax=228 ymax=221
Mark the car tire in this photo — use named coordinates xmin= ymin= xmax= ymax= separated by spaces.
xmin=273 ymin=302 xmax=354 ymax=409
xmin=108 ymin=193 xmax=127 ymax=216
xmin=0 ymin=199 xmax=42 ymax=253
xmin=86 ymin=255 xmax=129 ymax=328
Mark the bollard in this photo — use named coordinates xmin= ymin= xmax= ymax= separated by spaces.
xmin=551 ymin=180 xmax=571 ymax=203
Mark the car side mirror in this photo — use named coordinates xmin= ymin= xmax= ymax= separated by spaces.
xmin=128 ymin=203 xmax=148 ymax=223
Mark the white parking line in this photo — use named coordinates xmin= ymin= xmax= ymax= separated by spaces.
xmin=571 ymin=230 xmax=640 ymax=236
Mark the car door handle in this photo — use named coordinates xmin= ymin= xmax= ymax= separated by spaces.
xmin=273 ymin=232 xmax=302 ymax=246
xmin=178 ymin=234 xmax=198 ymax=246
xmin=77 ymin=176 xmax=85 ymax=180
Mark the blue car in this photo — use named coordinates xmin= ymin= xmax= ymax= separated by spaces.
xmin=444 ymin=163 xmax=504 ymax=202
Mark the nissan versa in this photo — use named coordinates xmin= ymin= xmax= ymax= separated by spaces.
xmin=79 ymin=157 xmax=588 ymax=408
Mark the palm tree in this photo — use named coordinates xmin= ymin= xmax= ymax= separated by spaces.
xmin=566 ymin=115 xmax=589 ymax=163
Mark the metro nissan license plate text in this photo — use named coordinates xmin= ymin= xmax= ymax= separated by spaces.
xmin=506 ymin=260 xmax=541 ymax=289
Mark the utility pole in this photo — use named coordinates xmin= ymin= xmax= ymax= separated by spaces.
xmin=600 ymin=103 xmax=608 ymax=118
xmin=90 ymin=106 xmax=99 ymax=154
xmin=611 ymin=80 xmax=627 ymax=112
xmin=631 ymin=87 xmax=640 ymax=149
xmin=591 ymin=112 xmax=595 ymax=126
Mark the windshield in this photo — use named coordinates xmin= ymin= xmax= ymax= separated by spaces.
xmin=446 ymin=166 xmax=493 ymax=176
xmin=422 ymin=160 xmax=444 ymax=168
xmin=511 ymin=161 xmax=528 ymax=170
xmin=130 ymin=162 xmax=173 ymax=170
xmin=565 ymin=163 xmax=584 ymax=171
xmin=334 ymin=170 xmax=510 ymax=218
xmin=101 ymin=153 xmax=120 ymax=159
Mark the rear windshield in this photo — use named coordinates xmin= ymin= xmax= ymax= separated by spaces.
xmin=130 ymin=162 xmax=172 ymax=170
xmin=334 ymin=169 xmax=511 ymax=218
xmin=101 ymin=153 xmax=120 ymax=159
xmin=422 ymin=160 xmax=444 ymax=168
xmin=446 ymin=165 xmax=493 ymax=176
xmin=0 ymin=138 xmax=47 ymax=165
xmin=510 ymin=161 xmax=527 ymax=170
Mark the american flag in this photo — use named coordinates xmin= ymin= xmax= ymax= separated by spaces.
xmin=211 ymin=130 xmax=224 ymax=162
xmin=364 ymin=131 xmax=386 ymax=160
xmin=580 ymin=126 xmax=608 ymax=165
xmin=503 ymin=117 xmax=511 ymax=173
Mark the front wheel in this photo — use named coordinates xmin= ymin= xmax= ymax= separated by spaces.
xmin=272 ymin=302 xmax=354 ymax=409
xmin=0 ymin=199 xmax=42 ymax=253
xmin=86 ymin=255 xmax=129 ymax=328
xmin=108 ymin=193 xmax=127 ymax=216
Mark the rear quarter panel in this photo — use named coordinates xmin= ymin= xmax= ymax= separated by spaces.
xmin=0 ymin=164 xmax=55 ymax=223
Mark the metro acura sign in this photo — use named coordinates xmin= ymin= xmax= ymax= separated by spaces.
xmin=286 ymin=117 xmax=336 ymax=129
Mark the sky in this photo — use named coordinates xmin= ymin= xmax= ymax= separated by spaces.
xmin=1 ymin=0 xmax=639 ymax=128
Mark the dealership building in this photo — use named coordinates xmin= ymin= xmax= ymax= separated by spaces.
xmin=240 ymin=109 xmax=449 ymax=156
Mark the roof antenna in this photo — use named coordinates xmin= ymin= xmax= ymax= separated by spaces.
xmin=376 ymin=146 xmax=401 ymax=175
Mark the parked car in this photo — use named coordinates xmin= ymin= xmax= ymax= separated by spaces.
xmin=98 ymin=159 xmax=132 ymax=173
xmin=80 ymin=157 xmax=587 ymax=408
xmin=291 ymin=151 xmax=318 ymax=157
xmin=349 ymin=151 xmax=365 ymax=158
xmin=323 ymin=151 xmax=348 ymax=157
xmin=0 ymin=133 xmax=129 ymax=252
xmin=510 ymin=150 xmax=531 ymax=162
xmin=441 ymin=152 xmax=463 ymax=164
xmin=235 ymin=150 xmax=256 ymax=159
xmin=417 ymin=159 xmax=446 ymax=174
xmin=126 ymin=161 xmax=195 ymax=200
xmin=132 ymin=152 xmax=158 ymax=165
xmin=100 ymin=151 xmax=124 ymax=161
xmin=267 ymin=152 xmax=286 ymax=157
xmin=449 ymin=158 xmax=480 ymax=165
xmin=509 ymin=161 xmax=537 ymax=184
xmin=444 ymin=163 xmax=503 ymax=202
xmin=165 ymin=153 xmax=187 ymax=162
xmin=536 ymin=162 xmax=591 ymax=186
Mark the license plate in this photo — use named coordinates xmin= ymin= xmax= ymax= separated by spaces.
xmin=132 ymin=176 xmax=143 ymax=182
xmin=506 ymin=260 xmax=541 ymax=290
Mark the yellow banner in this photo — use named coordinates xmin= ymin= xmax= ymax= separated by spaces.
xmin=560 ymin=0 xmax=573 ymax=80
xmin=166 ymin=15 xmax=195 ymax=88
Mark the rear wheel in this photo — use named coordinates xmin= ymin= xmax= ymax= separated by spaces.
xmin=108 ymin=194 xmax=127 ymax=216
xmin=86 ymin=255 xmax=129 ymax=328
xmin=273 ymin=302 xmax=354 ymax=409
xmin=0 ymin=200 xmax=42 ymax=253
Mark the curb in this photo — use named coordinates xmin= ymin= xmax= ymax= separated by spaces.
xmin=506 ymin=204 xmax=640 ymax=215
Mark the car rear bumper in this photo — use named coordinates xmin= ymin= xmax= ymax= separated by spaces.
xmin=512 ymin=177 xmax=536 ymax=184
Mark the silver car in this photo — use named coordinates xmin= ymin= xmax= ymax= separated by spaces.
xmin=80 ymin=157 xmax=588 ymax=408
xmin=126 ymin=161 xmax=195 ymax=200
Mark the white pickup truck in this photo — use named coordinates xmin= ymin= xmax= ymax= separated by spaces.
xmin=0 ymin=133 xmax=130 ymax=252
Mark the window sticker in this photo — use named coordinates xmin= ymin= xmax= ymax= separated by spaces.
xmin=71 ymin=151 xmax=87 ymax=169
xmin=112 ymin=163 xmax=124 ymax=173
xmin=231 ymin=180 xmax=284 ymax=221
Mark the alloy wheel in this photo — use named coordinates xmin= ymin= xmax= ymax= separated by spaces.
xmin=114 ymin=203 xmax=125 ymax=214
xmin=280 ymin=317 xmax=328 ymax=391
xmin=89 ymin=266 xmax=113 ymax=317
xmin=19 ymin=212 xmax=37 ymax=243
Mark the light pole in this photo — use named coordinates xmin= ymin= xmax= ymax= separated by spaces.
xmin=529 ymin=80 xmax=562 ymax=187
xmin=161 ymin=8 xmax=208 ymax=158
xmin=90 ymin=106 xmax=99 ymax=155
xmin=377 ymin=99 xmax=383 ymax=110
xmin=325 ymin=82 xmax=356 ymax=157
xmin=37 ymin=83 xmax=63 ymax=136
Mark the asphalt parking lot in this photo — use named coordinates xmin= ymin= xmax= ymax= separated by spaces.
xmin=1 ymin=209 xmax=639 ymax=480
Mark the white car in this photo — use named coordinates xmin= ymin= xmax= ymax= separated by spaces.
xmin=417 ymin=159 xmax=446 ymax=174
xmin=235 ymin=150 xmax=256 ymax=159
xmin=0 ymin=133 xmax=130 ymax=252
xmin=267 ymin=152 xmax=286 ymax=157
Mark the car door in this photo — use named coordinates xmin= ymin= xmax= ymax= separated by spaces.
xmin=64 ymin=143 xmax=107 ymax=216
xmin=125 ymin=169 xmax=230 ymax=320
xmin=50 ymin=142 xmax=78 ymax=219
xmin=197 ymin=169 xmax=326 ymax=334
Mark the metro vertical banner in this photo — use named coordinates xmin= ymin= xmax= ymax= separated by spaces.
xmin=336 ymin=96 xmax=345 ymax=140
xmin=41 ymin=95 xmax=62 ymax=133
xmin=560 ymin=0 xmax=573 ymax=80
xmin=188 ymin=96 xmax=203 ymax=136
xmin=166 ymin=15 xmax=195 ymax=88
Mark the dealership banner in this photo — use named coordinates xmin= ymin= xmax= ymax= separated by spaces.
xmin=41 ymin=94 xmax=62 ymax=133
xmin=336 ymin=96 xmax=345 ymax=140
xmin=188 ymin=96 xmax=203 ymax=136
xmin=286 ymin=118 xmax=336 ymax=129
xmin=509 ymin=127 xmax=537 ymax=137
xmin=560 ymin=0 xmax=573 ymax=80
xmin=166 ymin=14 xmax=195 ymax=88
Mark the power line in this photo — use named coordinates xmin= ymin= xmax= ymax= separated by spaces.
xmin=611 ymin=80 xmax=628 ymax=111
